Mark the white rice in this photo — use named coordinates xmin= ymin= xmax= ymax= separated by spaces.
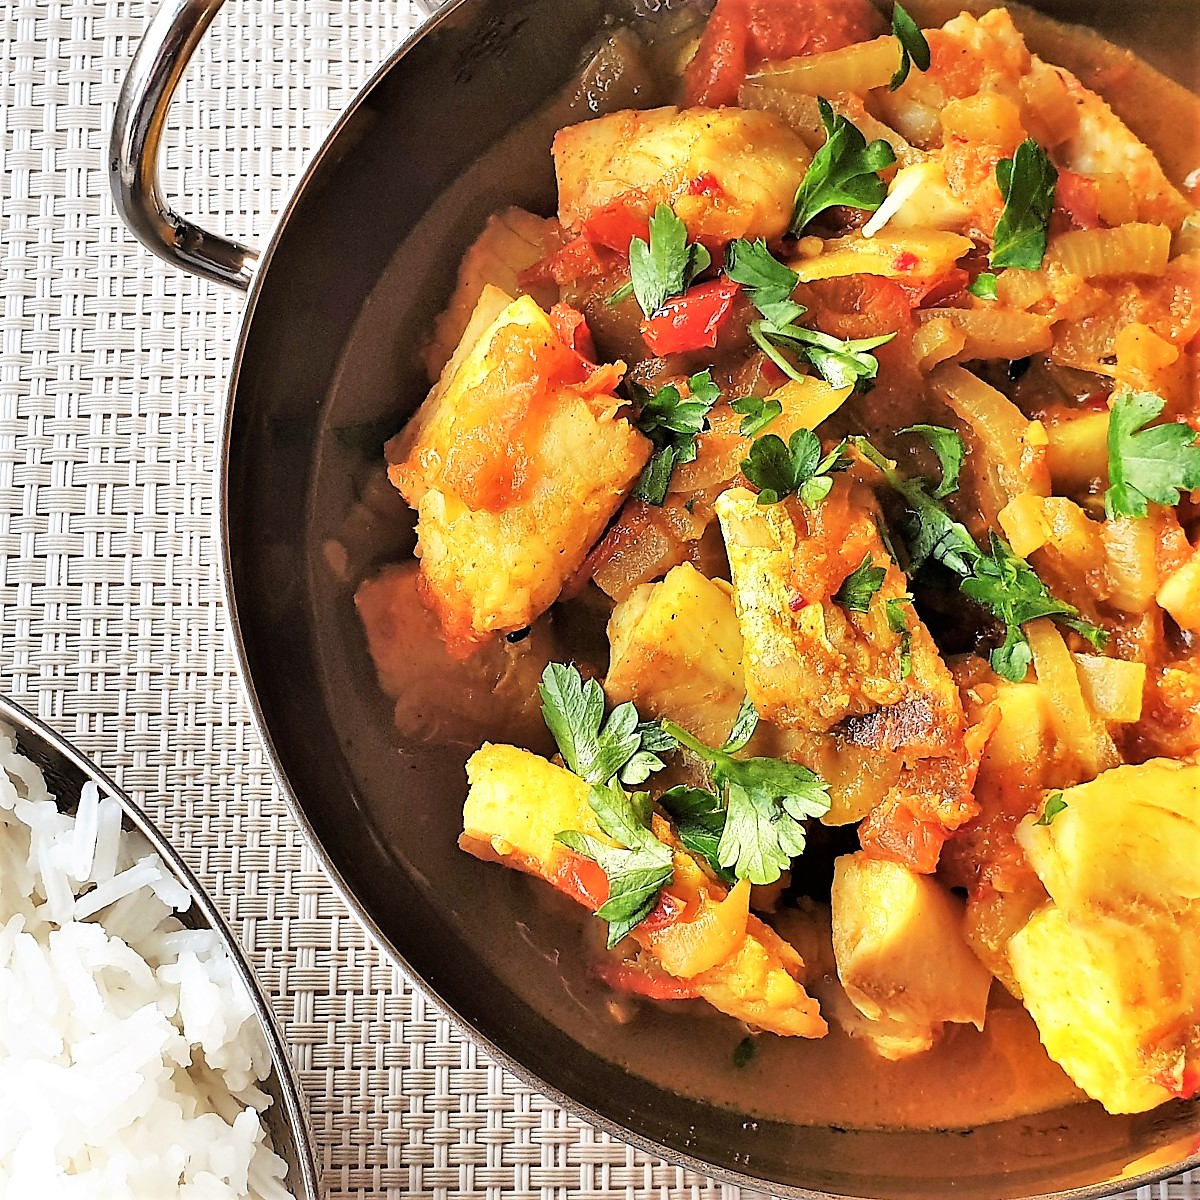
xmin=0 ymin=722 xmax=295 ymax=1199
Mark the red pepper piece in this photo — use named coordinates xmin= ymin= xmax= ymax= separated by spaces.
xmin=593 ymin=959 xmax=700 ymax=1001
xmin=582 ymin=198 xmax=653 ymax=253
xmin=641 ymin=277 xmax=741 ymax=356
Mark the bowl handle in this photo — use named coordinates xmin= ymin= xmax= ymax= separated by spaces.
xmin=109 ymin=0 xmax=259 ymax=291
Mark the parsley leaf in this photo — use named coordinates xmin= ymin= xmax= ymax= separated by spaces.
xmin=968 ymin=272 xmax=999 ymax=301
xmin=834 ymin=554 xmax=887 ymax=613
xmin=632 ymin=371 xmax=722 ymax=505
xmin=960 ymin=533 xmax=1108 ymax=678
xmin=890 ymin=3 xmax=931 ymax=90
xmin=732 ymin=395 xmax=783 ymax=437
xmin=658 ymin=786 xmax=736 ymax=883
xmin=854 ymin=438 xmax=1107 ymax=681
xmin=660 ymin=708 xmax=832 ymax=886
xmin=726 ymin=237 xmax=895 ymax=391
xmin=557 ymin=782 xmax=674 ymax=947
xmin=1105 ymin=390 xmax=1200 ymax=519
xmin=607 ymin=280 xmax=635 ymax=307
xmin=629 ymin=203 xmax=712 ymax=318
xmin=741 ymin=428 xmax=850 ymax=506
xmin=991 ymin=139 xmax=1058 ymax=270
xmin=885 ymin=596 xmax=914 ymax=679
xmin=1034 ymin=790 xmax=1068 ymax=826
xmin=791 ymin=99 xmax=898 ymax=235
xmin=539 ymin=663 xmax=671 ymax=785
xmin=724 ymin=239 xmax=805 ymax=327
xmin=722 ymin=694 xmax=760 ymax=753
xmin=899 ymin=423 xmax=965 ymax=498
xmin=733 ymin=1036 xmax=758 ymax=1068
xmin=755 ymin=324 xmax=896 ymax=392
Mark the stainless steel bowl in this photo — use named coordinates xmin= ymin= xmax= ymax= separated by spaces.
xmin=0 ymin=694 xmax=321 ymax=1200
xmin=108 ymin=1 xmax=1200 ymax=1197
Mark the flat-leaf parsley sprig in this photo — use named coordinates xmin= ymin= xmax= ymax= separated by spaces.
xmin=991 ymin=138 xmax=1058 ymax=270
xmin=629 ymin=203 xmax=711 ymax=318
xmin=790 ymin=99 xmax=898 ymax=234
xmin=853 ymin=437 xmax=1106 ymax=681
xmin=631 ymin=371 xmax=722 ymax=505
xmin=725 ymin=237 xmax=895 ymax=391
xmin=660 ymin=698 xmax=832 ymax=885
xmin=557 ymin=783 xmax=675 ymax=947
xmin=1105 ymin=390 xmax=1200 ymax=519
xmin=890 ymin=3 xmax=931 ymax=90
xmin=741 ymin=428 xmax=851 ymax=507
xmin=539 ymin=663 xmax=673 ymax=786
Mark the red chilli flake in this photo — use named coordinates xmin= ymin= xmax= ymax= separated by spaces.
xmin=687 ymin=172 xmax=724 ymax=198
xmin=788 ymin=593 xmax=805 ymax=612
xmin=892 ymin=251 xmax=919 ymax=273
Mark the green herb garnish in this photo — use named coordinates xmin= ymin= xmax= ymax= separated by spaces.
xmin=658 ymin=785 xmax=736 ymax=883
xmin=660 ymin=700 xmax=832 ymax=885
xmin=1034 ymin=791 xmax=1068 ymax=826
xmin=968 ymin=272 xmax=999 ymax=301
xmin=557 ymin=782 xmax=674 ymax=948
xmin=733 ymin=1036 xmax=758 ymax=1068
xmin=1104 ymin=391 xmax=1200 ymax=519
xmin=741 ymin=428 xmax=850 ymax=507
xmin=607 ymin=280 xmax=635 ymax=307
xmin=890 ymin=3 xmax=931 ymax=90
xmin=752 ymin=323 xmax=895 ymax=392
xmin=632 ymin=371 xmax=721 ymax=506
xmin=726 ymin=237 xmax=895 ymax=390
xmin=790 ymin=99 xmax=897 ymax=235
xmin=834 ymin=554 xmax=887 ymax=613
xmin=539 ymin=663 xmax=672 ymax=786
xmin=854 ymin=438 xmax=1106 ymax=681
xmin=899 ymin=423 xmax=965 ymax=498
xmin=991 ymin=139 xmax=1058 ymax=270
xmin=885 ymin=596 xmax=914 ymax=679
xmin=629 ymin=203 xmax=712 ymax=318
xmin=725 ymin=238 xmax=805 ymax=327
xmin=732 ymin=395 xmax=784 ymax=437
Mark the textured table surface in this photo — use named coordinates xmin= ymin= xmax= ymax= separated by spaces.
xmin=0 ymin=2 xmax=1195 ymax=1197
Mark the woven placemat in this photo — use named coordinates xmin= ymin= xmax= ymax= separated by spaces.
xmin=0 ymin=2 xmax=1194 ymax=1197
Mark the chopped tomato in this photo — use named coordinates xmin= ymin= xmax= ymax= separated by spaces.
xmin=641 ymin=278 xmax=741 ymax=355
xmin=519 ymin=236 xmax=623 ymax=290
xmin=547 ymin=847 xmax=609 ymax=912
xmin=858 ymin=797 xmax=949 ymax=874
xmin=549 ymin=303 xmax=597 ymax=360
xmin=682 ymin=0 xmax=886 ymax=108
xmin=548 ymin=303 xmax=627 ymax=396
xmin=582 ymin=197 xmax=652 ymax=253
xmin=1053 ymin=170 xmax=1102 ymax=233
xmin=593 ymin=959 xmax=700 ymax=1001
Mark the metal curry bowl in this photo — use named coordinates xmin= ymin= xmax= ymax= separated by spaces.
xmin=110 ymin=1 xmax=1200 ymax=1196
xmin=0 ymin=694 xmax=320 ymax=1200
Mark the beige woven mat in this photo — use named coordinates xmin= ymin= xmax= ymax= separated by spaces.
xmin=0 ymin=2 xmax=1194 ymax=1197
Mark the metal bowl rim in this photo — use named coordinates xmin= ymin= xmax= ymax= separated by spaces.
xmin=0 ymin=693 xmax=322 ymax=1200
xmin=210 ymin=3 xmax=1200 ymax=1196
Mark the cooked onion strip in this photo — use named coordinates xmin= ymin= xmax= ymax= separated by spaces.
xmin=747 ymin=36 xmax=901 ymax=96
xmin=929 ymin=364 xmax=1050 ymax=515
xmin=916 ymin=307 xmax=1053 ymax=361
xmin=1048 ymin=224 xmax=1171 ymax=280
xmin=1072 ymin=654 xmax=1146 ymax=724
xmin=1027 ymin=619 xmax=1118 ymax=779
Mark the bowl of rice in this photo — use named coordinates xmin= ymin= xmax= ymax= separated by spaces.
xmin=0 ymin=694 xmax=320 ymax=1199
